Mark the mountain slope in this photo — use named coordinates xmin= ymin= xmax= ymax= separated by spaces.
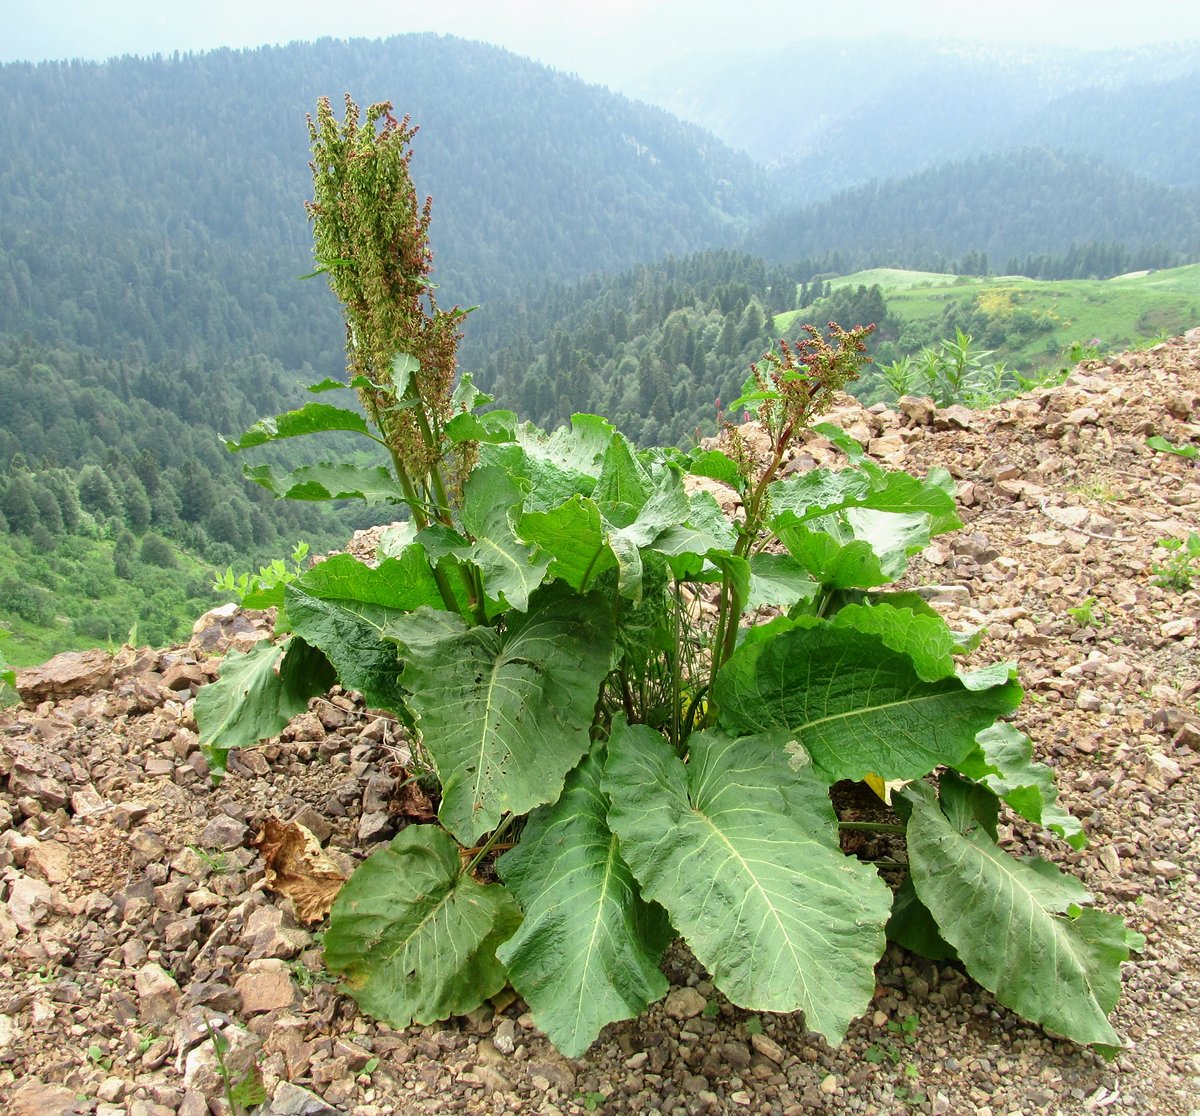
xmin=0 ymin=34 xmax=776 ymax=369
xmin=743 ymin=148 xmax=1200 ymax=269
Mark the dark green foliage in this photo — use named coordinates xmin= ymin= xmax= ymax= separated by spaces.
xmin=0 ymin=577 xmax=56 ymax=626
xmin=139 ymin=534 xmax=176 ymax=569
xmin=471 ymin=251 xmax=809 ymax=446
xmin=746 ymin=149 xmax=1200 ymax=270
xmin=0 ymin=36 xmax=772 ymax=370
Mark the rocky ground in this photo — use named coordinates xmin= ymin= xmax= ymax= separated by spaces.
xmin=2 ymin=332 xmax=1199 ymax=1116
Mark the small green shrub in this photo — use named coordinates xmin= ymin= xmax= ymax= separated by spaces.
xmin=1152 ymin=532 xmax=1200 ymax=592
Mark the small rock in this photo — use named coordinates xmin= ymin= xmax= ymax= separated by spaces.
xmin=128 ymin=1103 xmax=175 ymax=1116
xmin=493 ymin=1017 xmax=518 ymax=1055
xmin=663 ymin=986 xmax=707 ymax=1020
xmin=135 ymin=962 xmax=181 ymax=1025
xmin=25 ymin=840 xmax=72 ymax=885
xmin=1160 ymin=617 xmax=1197 ymax=639
xmin=235 ymin=959 xmax=300 ymax=1012
xmin=357 ymin=810 xmax=396 ymax=844
xmin=15 ymin=648 xmax=114 ymax=701
xmin=8 ymin=1077 xmax=82 ymax=1116
xmin=8 ymin=766 xmax=70 ymax=811
xmin=1076 ymin=690 xmax=1104 ymax=712
xmin=69 ymin=785 xmax=108 ymax=816
xmin=7 ymin=876 xmax=55 ymax=931
xmin=719 ymin=1041 xmax=752 ymax=1070
xmin=200 ymin=814 xmax=248 ymax=850
xmin=1150 ymin=859 xmax=1183 ymax=880
xmin=819 ymin=1073 xmax=839 ymax=1094
xmin=473 ymin=1065 xmax=513 ymax=1093
xmin=1144 ymin=752 xmax=1183 ymax=788
xmin=750 ymin=1032 xmax=786 ymax=1065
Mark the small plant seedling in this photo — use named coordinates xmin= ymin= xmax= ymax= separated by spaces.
xmin=189 ymin=845 xmax=233 ymax=875
xmin=86 ymin=1044 xmax=113 ymax=1070
xmin=582 ymin=1091 xmax=606 ymax=1112
xmin=204 ymin=1016 xmax=266 ymax=1116
xmin=213 ymin=541 xmax=311 ymax=608
xmin=1066 ymin=597 xmax=1104 ymax=628
xmin=888 ymin=1013 xmax=920 ymax=1044
xmin=1151 ymin=533 xmax=1200 ymax=592
xmin=702 ymin=999 xmax=720 ymax=1020
xmin=1147 ymin=435 xmax=1198 ymax=461
xmin=744 ymin=1015 xmax=764 ymax=1036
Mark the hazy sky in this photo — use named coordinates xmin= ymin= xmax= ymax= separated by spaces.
xmin=4 ymin=1 xmax=1199 ymax=88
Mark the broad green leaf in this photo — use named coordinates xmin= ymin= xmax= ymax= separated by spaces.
xmin=285 ymin=551 xmax=451 ymax=714
xmin=827 ymin=590 xmax=982 ymax=654
xmin=767 ymin=466 xmax=960 ymax=537
xmin=323 ymin=825 xmax=522 ymax=1027
xmin=518 ymin=496 xmax=615 ymax=591
xmin=594 ymin=433 xmax=651 ymax=524
xmin=775 ymin=518 xmax=893 ymax=589
xmin=846 ymin=507 xmax=935 ymax=573
xmin=831 ymin=602 xmax=963 ymax=681
xmin=390 ymin=585 xmax=617 ymax=845
xmin=607 ymin=467 xmax=691 ymax=599
xmin=1147 ymin=434 xmax=1198 ymax=460
xmin=222 ymin=402 xmax=374 ymax=451
xmin=526 ymin=413 xmax=615 ymax=476
xmin=388 ymin=352 xmax=421 ymax=395
xmin=451 ymin=370 xmax=493 ymax=412
xmin=604 ymin=721 xmax=891 ymax=1044
xmin=195 ymin=637 xmax=334 ymax=778
xmin=444 ymin=409 xmax=517 ymax=444
xmin=458 ymin=466 xmax=551 ymax=611
xmin=496 ymin=747 xmax=671 ymax=1056
xmin=959 ymin=724 xmax=1085 ymax=849
xmin=241 ymin=462 xmax=407 ymax=503
xmin=416 ymin=522 xmax=469 ymax=562
xmin=886 ymin=875 xmax=956 ymax=961
xmin=745 ymin=553 xmax=819 ymax=611
xmin=306 ymin=377 xmax=349 ymax=393
xmin=481 ymin=415 xmax=613 ymax=512
xmin=905 ymin=781 xmax=1138 ymax=1054
xmin=651 ymin=490 xmax=741 ymax=585
xmin=714 ymin=623 xmax=1022 ymax=783
xmin=687 ymin=449 xmax=745 ymax=492
xmin=810 ymin=421 xmax=870 ymax=465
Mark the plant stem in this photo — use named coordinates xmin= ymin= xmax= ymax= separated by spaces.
xmin=838 ymin=820 xmax=907 ymax=835
xmin=463 ymin=815 xmax=514 ymax=877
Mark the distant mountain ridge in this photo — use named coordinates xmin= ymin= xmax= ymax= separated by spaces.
xmin=628 ymin=37 xmax=1200 ymax=199
xmin=742 ymin=148 xmax=1200 ymax=269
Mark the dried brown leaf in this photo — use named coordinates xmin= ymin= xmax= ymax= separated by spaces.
xmin=254 ymin=817 xmax=347 ymax=924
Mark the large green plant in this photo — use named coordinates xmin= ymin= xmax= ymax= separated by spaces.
xmin=197 ymin=97 xmax=1141 ymax=1059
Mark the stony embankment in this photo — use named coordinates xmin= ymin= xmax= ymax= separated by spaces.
xmin=1 ymin=333 xmax=1198 ymax=1116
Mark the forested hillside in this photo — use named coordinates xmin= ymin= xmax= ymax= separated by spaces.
xmin=0 ymin=35 xmax=774 ymax=366
xmin=0 ymin=35 xmax=776 ymax=662
xmin=3 ymin=33 xmax=1199 ymax=665
xmin=744 ymin=149 xmax=1200 ymax=271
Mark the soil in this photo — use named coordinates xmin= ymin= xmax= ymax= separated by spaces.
xmin=2 ymin=332 xmax=1199 ymax=1116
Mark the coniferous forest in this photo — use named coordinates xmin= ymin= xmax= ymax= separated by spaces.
xmin=2 ymin=33 xmax=1199 ymax=662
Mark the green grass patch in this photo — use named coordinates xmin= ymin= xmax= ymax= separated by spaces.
xmin=0 ymin=531 xmax=222 ymax=667
xmin=777 ymin=264 xmax=1200 ymax=375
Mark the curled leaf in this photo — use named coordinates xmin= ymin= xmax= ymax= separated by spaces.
xmin=254 ymin=817 xmax=347 ymax=923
